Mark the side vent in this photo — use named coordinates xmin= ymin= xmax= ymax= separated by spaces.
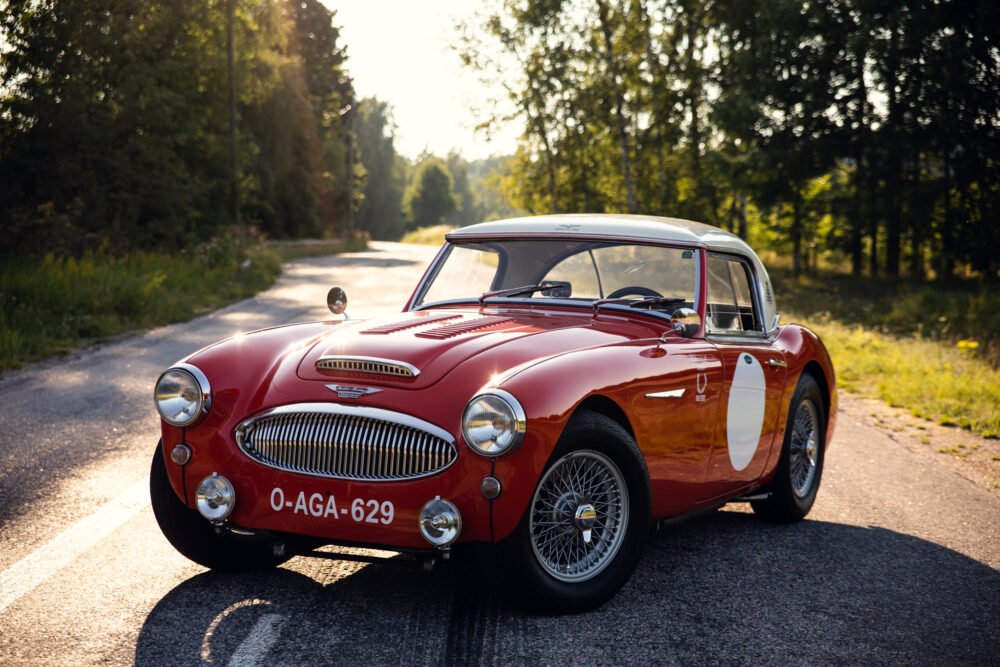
xmin=417 ymin=316 xmax=516 ymax=340
xmin=360 ymin=313 xmax=462 ymax=335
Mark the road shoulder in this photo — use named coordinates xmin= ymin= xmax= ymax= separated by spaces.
xmin=839 ymin=391 xmax=1000 ymax=496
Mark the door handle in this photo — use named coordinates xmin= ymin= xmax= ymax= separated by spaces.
xmin=767 ymin=358 xmax=787 ymax=368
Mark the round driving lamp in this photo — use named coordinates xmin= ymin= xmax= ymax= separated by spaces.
xmin=461 ymin=389 xmax=526 ymax=457
xmin=418 ymin=497 xmax=462 ymax=547
xmin=196 ymin=473 xmax=235 ymax=523
xmin=154 ymin=365 xmax=211 ymax=427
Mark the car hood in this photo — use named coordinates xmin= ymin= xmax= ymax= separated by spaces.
xmin=295 ymin=309 xmax=658 ymax=390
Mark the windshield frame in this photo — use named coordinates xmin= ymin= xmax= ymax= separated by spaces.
xmin=406 ymin=237 xmax=705 ymax=325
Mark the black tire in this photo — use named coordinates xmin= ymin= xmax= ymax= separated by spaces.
xmin=149 ymin=444 xmax=290 ymax=571
xmin=505 ymin=410 xmax=650 ymax=614
xmin=751 ymin=373 xmax=826 ymax=523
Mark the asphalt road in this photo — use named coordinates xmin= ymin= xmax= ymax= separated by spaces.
xmin=1 ymin=241 xmax=997 ymax=666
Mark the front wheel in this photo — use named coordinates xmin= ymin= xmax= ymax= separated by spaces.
xmin=149 ymin=444 xmax=290 ymax=571
xmin=507 ymin=411 xmax=650 ymax=613
xmin=752 ymin=374 xmax=826 ymax=522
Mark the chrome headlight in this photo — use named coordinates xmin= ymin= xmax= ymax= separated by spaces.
xmin=154 ymin=364 xmax=212 ymax=427
xmin=462 ymin=389 xmax=526 ymax=457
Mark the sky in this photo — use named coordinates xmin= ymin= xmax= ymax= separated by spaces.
xmin=327 ymin=1 xmax=521 ymax=161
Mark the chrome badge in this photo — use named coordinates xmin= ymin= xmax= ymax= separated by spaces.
xmin=325 ymin=384 xmax=383 ymax=399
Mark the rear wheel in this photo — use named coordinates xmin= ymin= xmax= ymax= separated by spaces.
xmin=751 ymin=374 xmax=826 ymax=522
xmin=149 ymin=444 xmax=290 ymax=571
xmin=507 ymin=411 xmax=649 ymax=613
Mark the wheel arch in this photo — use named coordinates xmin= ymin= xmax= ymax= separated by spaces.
xmin=802 ymin=359 xmax=831 ymax=424
xmin=573 ymin=394 xmax=636 ymax=441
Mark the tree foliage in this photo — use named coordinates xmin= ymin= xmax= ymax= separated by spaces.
xmin=404 ymin=158 xmax=459 ymax=229
xmin=461 ymin=0 xmax=1000 ymax=279
xmin=0 ymin=0 xmax=359 ymax=256
xmin=355 ymin=98 xmax=407 ymax=240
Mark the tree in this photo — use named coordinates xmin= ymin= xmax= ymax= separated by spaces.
xmin=0 ymin=0 xmax=357 ymax=256
xmin=355 ymin=98 xmax=407 ymax=240
xmin=404 ymin=159 xmax=459 ymax=229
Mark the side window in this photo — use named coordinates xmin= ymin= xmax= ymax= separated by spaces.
xmin=706 ymin=255 xmax=761 ymax=334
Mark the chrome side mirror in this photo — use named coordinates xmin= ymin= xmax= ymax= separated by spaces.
xmin=670 ymin=307 xmax=700 ymax=338
xmin=327 ymin=287 xmax=348 ymax=319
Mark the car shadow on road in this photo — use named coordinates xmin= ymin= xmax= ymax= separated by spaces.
xmin=134 ymin=510 xmax=999 ymax=665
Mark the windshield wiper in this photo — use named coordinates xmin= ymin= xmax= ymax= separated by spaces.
xmin=592 ymin=295 xmax=685 ymax=313
xmin=628 ymin=296 xmax=686 ymax=310
xmin=478 ymin=283 xmax=550 ymax=305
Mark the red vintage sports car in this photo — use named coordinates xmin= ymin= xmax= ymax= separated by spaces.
xmin=151 ymin=214 xmax=836 ymax=612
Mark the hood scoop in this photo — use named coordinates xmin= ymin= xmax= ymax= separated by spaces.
xmin=315 ymin=356 xmax=420 ymax=378
xmin=416 ymin=316 xmax=516 ymax=340
xmin=360 ymin=312 xmax=462 ymax=335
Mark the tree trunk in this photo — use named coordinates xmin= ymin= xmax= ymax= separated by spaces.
xmin=909 ymin=149 xmax=924 ymax=280
xmin=851 ymin=53 xmax=868 ymax=278
xmin=638 ymin=0 xmax=669 ymax=211
xmin=526 ymin=92 xmax=558 ymax=213
xmin=884 ymin=13 xmax=902 ymax=277
xmin=737 ymin=194 xmax=747 ymax=240
xmin=938 ymin=143 xmax=954 ymax=279
xmin=226 ymin=0 xmax=242 ymax=243
xmin=792 ymin=190 xmax=803 ymax=276
xmin=868 ymin=154 xmax=878 ymax=278
xmin=596 ymin=0 xmax=638 ymax=213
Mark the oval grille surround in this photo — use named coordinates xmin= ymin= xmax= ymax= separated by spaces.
xmin=315 ymin=356 xmax=419 ymax=377
xmin=235 ymin=405 xmax=456 ymax=481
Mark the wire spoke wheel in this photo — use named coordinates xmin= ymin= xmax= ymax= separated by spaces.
xmin=789 ymin=399 xmax=819 ymax=498
xmin=529 ymin=450 xmax=628 ymax=583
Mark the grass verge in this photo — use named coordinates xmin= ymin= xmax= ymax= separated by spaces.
xmin=786 ymin=315 xmax=1000 ymax=438
xmin=770 ymin=267 xmax=1000 ymax=439
xmin=0 ymin=235 xmax=366 ymax=372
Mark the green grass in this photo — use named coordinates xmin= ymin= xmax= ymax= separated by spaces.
xmin=0 ymin=235 xmax=365 ymax=372
xmin=769 ymin=261 xmax=1000 ymax=366
xmin=788 ymin=315 xmax=1000 ymax=438
xmin=770 ymin=265 xmax=1000 ymax=438
xmin=400 ymin=225 xmax=454 ymax=246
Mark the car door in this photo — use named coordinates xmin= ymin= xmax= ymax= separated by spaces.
xmin=702 ymin=253 xmax=788 ymax=498
xmin=629 ymin=337 xmax=724 ymax=516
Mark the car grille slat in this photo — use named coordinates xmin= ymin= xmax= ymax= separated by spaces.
xmin=237 ymin=407 xmax=456 ymax=481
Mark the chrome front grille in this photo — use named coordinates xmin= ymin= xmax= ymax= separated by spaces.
xmin=235 ymin=404 xmax=456 ymax=481
xmin=315 ymin=355 xmax=419 ymax=378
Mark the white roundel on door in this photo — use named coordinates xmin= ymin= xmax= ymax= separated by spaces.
xmin=726 ymin=353 xmax=766 ymax=471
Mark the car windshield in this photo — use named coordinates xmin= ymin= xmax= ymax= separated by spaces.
xmin=414 ymin=239 xmax=697 ymax=313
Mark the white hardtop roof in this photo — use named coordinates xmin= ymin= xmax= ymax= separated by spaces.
xmin=447 ymin=214 xmax=756 ymax=257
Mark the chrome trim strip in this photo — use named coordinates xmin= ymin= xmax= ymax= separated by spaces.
xmin=315 ymin=355 xmax=421 ymax=378
xmin=645 ymin=389 xmax=686 ymax=399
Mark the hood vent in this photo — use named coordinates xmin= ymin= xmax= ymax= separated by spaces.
xmin=416 ymin=316 xmax=516 ymax=340
xmin=315 ymin=355 xmax=420 ymax=378
xmin=360 ymin=312 xmax=462 ymax=335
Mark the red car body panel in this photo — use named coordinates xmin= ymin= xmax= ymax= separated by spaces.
xmin=157 ymin=228 xmax=837 ymax=553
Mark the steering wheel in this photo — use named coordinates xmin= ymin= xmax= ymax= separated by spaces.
xmin=606 ymin=286 xmax=663 ymax=299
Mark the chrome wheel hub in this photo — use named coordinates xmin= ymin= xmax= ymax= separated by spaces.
xmin=529 ymin=450 xmax=628 ymax=583
xmin=573 ymin=503 xmax=598 ymax=543
xmin=790 ymin=399 xmax=820 ymax=498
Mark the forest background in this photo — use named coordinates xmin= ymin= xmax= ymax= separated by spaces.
xmin=1 ymin=1 xmax=998 ymax=437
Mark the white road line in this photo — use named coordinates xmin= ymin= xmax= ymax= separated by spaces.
xmin=227 ymin=614 xmax=285 ymax=667
xmin=0 ymin=478 xmax=148 ymax=615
